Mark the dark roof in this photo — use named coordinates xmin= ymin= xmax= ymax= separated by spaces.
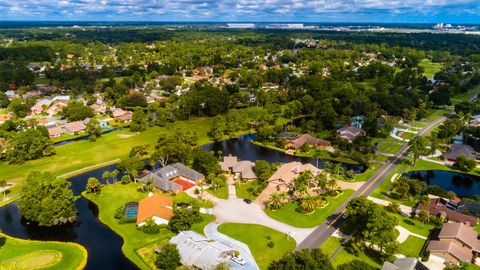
xmin=285 ymin=134 xmax=331 ymax=149
xmin=139 ymin=163 xmax=204 ymax=192
xmin=336 ymin=126 xmax=366 ymax=142
xmin=444 ymin=144 xmax=478 ymax=160
xmin=417 ymin=198 xmax=477 ymax=226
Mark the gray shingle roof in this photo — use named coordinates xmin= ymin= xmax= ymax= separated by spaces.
xmin=139 ymin=163 xmax=204 ymax=192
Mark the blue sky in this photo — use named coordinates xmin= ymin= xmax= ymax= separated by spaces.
xmin=1 ymin=0 xmax=480 ymax=23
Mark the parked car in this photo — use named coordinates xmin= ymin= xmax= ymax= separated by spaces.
xmin=243 ymin=198 xmax=252 ymax=204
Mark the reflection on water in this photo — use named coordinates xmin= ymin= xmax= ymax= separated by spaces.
xmin=406 ymin=170 xmax=480 ymax=196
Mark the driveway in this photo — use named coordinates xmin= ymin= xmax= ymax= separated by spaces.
xmin=213 ymin=198 xmax=315 ymax=244
xmin=204 ymin=223 xmax=259 ymax=270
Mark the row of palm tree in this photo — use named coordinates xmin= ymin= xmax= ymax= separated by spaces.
xmin=102 ymin=170 xmax=119 ymax=184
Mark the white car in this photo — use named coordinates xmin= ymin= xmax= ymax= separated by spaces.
xmin=230 ymin=256 xmax=246 ymax=266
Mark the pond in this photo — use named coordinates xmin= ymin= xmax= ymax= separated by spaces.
xmin=405 ymin=170 xmax=480 ymax=197
xmin=0 ymin=134 xmax=362 ymax=270
xmin=201 ymin=134 xmax=364 ymax=172
xmin=53 ymin=127 xmax=124 ymax=147
xmin=0 ymin=164 xmax=138 ymax=270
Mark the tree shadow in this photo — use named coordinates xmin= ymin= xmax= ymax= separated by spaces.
xmin=0 ymin=237 xmax=6 ymax=249
xmin=403 ymin=218 xmax=415 ymax=226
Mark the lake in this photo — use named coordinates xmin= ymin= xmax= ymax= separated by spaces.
xmin=406 ymin=170 xmax=480 ymax=196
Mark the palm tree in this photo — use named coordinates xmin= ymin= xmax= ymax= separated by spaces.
xmin=300 ymin=196 xmax=317 ymax=213
xmin=417 ymin=210 xmax=430 ymax=224
xmin=0 ymin=180 xmax=7 ymax=200
xmin=418 ymin=195 xmax=430 ymax=208
xmin=315 ymin=172 xmax=329 ymax=195
xmin=312 ymin=149 xmax=322 ymax=168
xmin=102 ymin=171 xmax=111 ymax=185
xmin=111 ymin=170 xmax=119 ymax=183
xmin=268 ymin=192 xmax=287 ymax=210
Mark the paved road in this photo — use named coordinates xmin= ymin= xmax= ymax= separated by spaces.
xmin=295 ymin=115 xmax=449 ymax=250
xmin=204 ymin=223 xmax=260 ymax=270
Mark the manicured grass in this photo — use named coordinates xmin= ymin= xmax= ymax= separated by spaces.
xmin=83 ymin=183 xmax=213 ymax=270
xmin=377 ymin=141 xmax=403 ymax=155
xmin=332 ymin=247 xmax=381 ymax=268
xmin=320 ymin=236 xmax=342 ymax=257
xmin=135 ymin=237 xmax=171 ymax=269
xmin=0 ymin=117 xmax=213 ymax=192
xmin=398 ymin=236 xmax=426 ymax=257
xmin=374 ymin=155 xmax=390 ymax=163
xmin=191 ymin=214 xmax=215 ymax=235
xmin=0 ymin=233 xmax=87 ymax=270
xmin=407 ymin=159 xmax=480 ymax=177
xmin=419 ymin=59 xmax=444 ymax=78
xmin=391 ymin=213 xmax=434 ymax=237
xmin=235 ymin=180 xmax=261 ymax=200
xmin=218 ymin=223 xmax=295 ymax=270
xmin=265 ymin=190 xmax=355 ymax=228
xmin=207 ymin=186 xmax=229 ymax=199
xmin=451 ymin=84 xmax=480 ymax=105
xmin=353 ymin=163 xmax=381 ymax=182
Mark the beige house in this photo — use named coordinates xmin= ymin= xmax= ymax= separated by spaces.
xmin=427 ymin=222 xmax=480 ymax=265
xmin=219 ymin=155 xmax=257 ymax=180
xmin=255 ymin=162 xmax=320 ymax=207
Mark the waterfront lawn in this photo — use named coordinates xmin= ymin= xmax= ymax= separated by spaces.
xmin=235 ymin=180 xmax=262 ymax=200
xmin=0 ymin=117 xmax=213 ymax=189
xmin=135 ymin=237 xmax=171 ymax=270
xmin=83 ymin=183 xmax=173 ymax=270
xmin=353 ymin=163 xmax=381 ymax=182
xmin=217 ymin=223 xmax=295 ymax=270
xmin=0 ymin=233 xmax=87 ymax=270
xmin=398 ymin=236 xmax=426 ymax=257
xmin=320 ymin=236 xmax=343 ymax=257
xmin=265 ymin=189 xmax=355 ymax=228
xmin=407 ymin=159 xmax=480 ymax=177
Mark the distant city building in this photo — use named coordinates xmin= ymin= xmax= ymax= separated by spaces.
xmin=267 ymin=24 xmax=304 ymax=29
xmin=227 ymin=23 xmax=255 ymax=29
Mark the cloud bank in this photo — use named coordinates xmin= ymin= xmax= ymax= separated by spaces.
xmin=1 ymin=0 xmax=479 ymax=23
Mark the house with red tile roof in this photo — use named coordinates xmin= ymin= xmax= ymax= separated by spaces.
xmin=136 ymin=194 xmax=173 ymax=226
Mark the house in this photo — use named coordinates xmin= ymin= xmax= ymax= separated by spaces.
xmin=219 ymin=155 xmax=257 ymax=180
xmin=444 ymin=144 xmax=479 ymax=162
xmin=336 ymin=126 xmax=366 ymax=143
xmin=63 ymin=121 xmax=86 ymax=134
xmin=284 ymin=134 xmax=332 ymax=152
xmin=136 ymin=194 xmax=173 ymax=226
xmin=427 ymin=222 xmax=480 ymax=265
xmin=5 ymin=90 xmax=18 ymax=99
xmin=169 ymin=231 xmax=236 ymax=270
xmin=90 ymin=103 xmax=106 ymax=114
xmin=255 ymin=162 xmax=320 ymax=207
xmin=381 ymin=257 xmax=429 ymax=270
xmin=46 ymin=102 xmax=67 ymax=116
xmin=31 ymin=99 xmax=52 ymax=115
xmin=417 ymin=198 xmax=477 ymax=227
xmin=0 ymin=114 xmax=11 ymax=124
xmin=51 ymin=95 xmax=71 ymax=102
xmin=139 ymin=163 xmax=205 ymax=193
xmin=112 ymin=108 xmax=133 ymax=122
xmin=48 ymin=126 xmax=64 ymax=138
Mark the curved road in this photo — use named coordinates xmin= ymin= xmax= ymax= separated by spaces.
xmin=296 ymin=115 xmax=449 ymax=250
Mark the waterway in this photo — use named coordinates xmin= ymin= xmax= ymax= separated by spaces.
xmin=406 ymin=170 xmax=480 ymax=197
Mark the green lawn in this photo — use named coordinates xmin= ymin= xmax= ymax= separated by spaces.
xmin=217 ymin=223 xmax=295 ymax=270
xmin=377 ymin=141 xmax=403 ymax=155
xmin=191 ymin=214 xmax=215 ymax=235
xmin=398 ymin=236 xmax=426 ymax=257
xmin=391 ymin=213 xmax=434 ymax=237
xmin=331 ymin=246 xmax=381 ymax=268
xmin=451 ymin=84 xmax=480 ymax=105
xmin=353 ymin=163 xmax=381 ymax=182
xmin=235 ymin=180 xmax=261 ymax=200
xmin=0 ymin=233 xmax=87 ymax=270
xmin=83 ymin=183 xmax=212 ymax=270
xmin=419 ymin=59 xmax=444 ymax=78
xmin=207 ymin=186 xmax=229 ymax=199
xmin=320 ymin=236 xmax=343 ymax=257
xmin=0 ymin=117 xmax=213 ymax=196
xmin=407 ymin=159 xmax=480 ymax=177
xmin=265 ymin=190 xmax=355 ymax=228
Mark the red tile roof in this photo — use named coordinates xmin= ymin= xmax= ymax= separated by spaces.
xmin=417 ymin=198 xmax=477 ymax=226
xmin=136 ymin=194 xmax=173 ymax=225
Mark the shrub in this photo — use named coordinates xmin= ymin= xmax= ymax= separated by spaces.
xmin=114 ymin=206 xmax=124 ymax=219
xmin=426 ymin=185 xmax=456 ymax=199
xmin=267 ymin=241 xmax=275 ymax=248
xmin=421 ymin=250 xmax=430 ymax=262
xmin=119 ymin=216 xmax=137 ymax=224
xmin=138 ymin=218 xmax=161 ymax=234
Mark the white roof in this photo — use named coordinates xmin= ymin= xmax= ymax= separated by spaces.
xmin=169 ymin=231 xmax=235 ymax=270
